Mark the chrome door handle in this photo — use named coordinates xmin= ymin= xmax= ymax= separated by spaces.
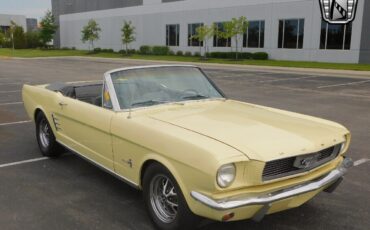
xmin=59 ymin=102 xmax=68 ymax=107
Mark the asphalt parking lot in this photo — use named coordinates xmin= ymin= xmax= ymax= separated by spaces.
xmin=0 ymin=57 xmax=369 ymax=230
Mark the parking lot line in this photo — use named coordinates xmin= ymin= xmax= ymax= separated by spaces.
xmin=0 ymin=90 xmax=21 ymax=94
xmin=0 ymin=102 xmax=23 ymax=106
xmin=0 ymin=157 xmax=49 ymax=169
xmin=317 ymin=79 xmax=370 ymax=89
xmin=259 ymin=76 xmax=319 ymax=83
xmin=354 ymin=158 xmax=370 ymax=167
xmin=0 ymin=120 xmax=31 ymax=126
xmin=0 ymin=82 xmax=24 ymax=86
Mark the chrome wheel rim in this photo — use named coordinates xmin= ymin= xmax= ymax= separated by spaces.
xmin=39 ymin=119 xmax=50 ymax=148
xmin=149 ymin=175 xmax=178 ymax=223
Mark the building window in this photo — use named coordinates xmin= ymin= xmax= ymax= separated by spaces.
xmin=213 ymin=22 xmax=231 ymax=47
xmin=278 ymin=19 xmax=304 ymax=49
xmin=188 ymin=23 xmax=204 ymax=47
xmin=0 ymin=26 xmax=10 ymax=33
xmin=320 ymin=21 xmax=352 ymax=50
xmin=243 ymin=20 xmax=265 ymax=48
xmin=166 ymin=24 xmax=180 ymax=46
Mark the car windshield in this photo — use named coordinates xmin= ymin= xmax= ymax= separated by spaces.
xmin=110 ymin=66 xmax=224 ymax=109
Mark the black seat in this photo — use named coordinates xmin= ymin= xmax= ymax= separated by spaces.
xmin=94 ymin=96 xmax=102 ymax=107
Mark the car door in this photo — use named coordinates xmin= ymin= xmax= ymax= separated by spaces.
xmin=52 ymin=79 xmax=115 ymax=170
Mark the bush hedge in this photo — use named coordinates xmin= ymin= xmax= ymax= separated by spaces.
xmin=209 ymin=52 xmax=252 ymax=59
xmin=252 ymin=52 xmax=269 ymax=60
xmin=152 ymin=46 xmax=170 ymax=55
xmin=139 ymin=45 xmax=152 ymax=55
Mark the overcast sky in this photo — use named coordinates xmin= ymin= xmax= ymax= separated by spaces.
xmin=0 ymin=0 xmax=51 ymax=20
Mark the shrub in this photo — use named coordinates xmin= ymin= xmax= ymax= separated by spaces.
xmin=168 ymin=50 xmax=175 ymax=56
xmin=239 ymin=52 xmax=253 ymax=59
xmin=152 ymin=46 xmax=170 ymax=55
xmin=101 ymin=48 xmax=114 ymax=53
xmin=193 ymin=52 xmax=201 ymax=57
xmin=119 ymin=49 xmax=136 ymax=55
xmin=71 ymin=47 xmax=76 ymax=50
xmin=209 ymin=52 xmax=258 ymax=60
xmin=139 ymin=45 xmax=152 ymax=55
xmin=93 ymin=47 xmax=101 ymax=53
xmin=13 ymin=26 xmax=27 ymax=49
xmin=184 ymin=51 xmax=192 ymax=56
xmin=252 ymin=52 xmax=268 ymax=60
xmin=176 ymin=51 xmax=183 ymax=56
xmin=129 ymin=49 xmax=136 ymax=54
xmin=25 ymin=31 xmax=41 ymax=48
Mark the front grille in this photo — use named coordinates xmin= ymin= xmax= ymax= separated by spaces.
xmin=262 ymin=144 xmax=341 ymax=181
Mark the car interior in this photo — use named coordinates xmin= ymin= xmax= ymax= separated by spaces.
xmin=46 ymin=82 xmax=103 ymax=107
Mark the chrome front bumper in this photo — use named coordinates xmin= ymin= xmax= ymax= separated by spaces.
xmin=191 ymin=158 xmax=353 ymax=212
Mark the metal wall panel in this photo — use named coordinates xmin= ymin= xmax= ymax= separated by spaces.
xmin=359 ymin=0 xmax=370 ymax=63
xmin=52 ymin=0 xmax=143 ymax=46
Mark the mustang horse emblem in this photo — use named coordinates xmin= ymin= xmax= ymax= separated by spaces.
xmin=319 ymin=0 xmax=358 ymax=24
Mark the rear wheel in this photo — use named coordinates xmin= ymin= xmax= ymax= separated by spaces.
xmin=143 ymin=163 xmax=200 ymax=230
xmin=36 ymin=112 xmax=63 ymax=157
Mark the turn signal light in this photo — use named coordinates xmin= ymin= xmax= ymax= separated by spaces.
xmin=222 ymin=212 xmax=235 ymax=222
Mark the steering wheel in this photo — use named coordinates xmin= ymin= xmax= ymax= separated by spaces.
xmin=182 ymin=89 xmax=199 ymax=95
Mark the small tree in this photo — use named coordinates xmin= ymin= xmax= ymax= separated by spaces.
xmin=9 ymin=20 xmax=17 ymax=50
xmin=218 ymin=21 xmax=235 ymax=52
xmin=220 ymin=17 xmax=249 ymax=60
xmin=121 ymin=20 xmax=136 ymax=55
xmin=39 ymin=10 xmax=58 ymax=48
xmin=0 ymin=32 xmax=5 ymax=48
xmin=26 ymin=31 xmax=41 ymax=48
xmin=191 ymin=25 xmax=214 ymax=59
xmin=81 ymin=19 xmax=101 ymax=51
xmin=233 ymin=16 xmax=249 ymax=58
xmin=13 ymin=26 xmax=27 ymax=49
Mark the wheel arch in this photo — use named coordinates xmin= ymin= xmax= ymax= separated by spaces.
xmin=139 ymin=156 xmax=189 ymax=197
xmin=34 ymin=107 xmax=45 ymax=121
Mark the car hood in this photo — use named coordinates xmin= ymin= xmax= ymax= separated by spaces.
xmin=148 ymin=100 xmax=348 ymax=162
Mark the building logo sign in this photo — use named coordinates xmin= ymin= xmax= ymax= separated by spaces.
xmin=319 ymin=0 xmax=358 ymax=24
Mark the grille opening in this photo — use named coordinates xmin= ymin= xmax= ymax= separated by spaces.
xmin=262 ymin=144 xmax=341 ymax=181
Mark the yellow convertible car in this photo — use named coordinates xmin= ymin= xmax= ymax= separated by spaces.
xmin=22 ymin=65 xmax=353 ymax=230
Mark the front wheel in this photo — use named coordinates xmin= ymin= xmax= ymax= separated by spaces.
xmin=36 ymin=112 xmax=63 ymax=157
xmin=143 ymin=163 xmax=200 ymax=230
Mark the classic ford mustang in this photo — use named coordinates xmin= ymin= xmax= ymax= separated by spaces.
xmin=22 ymin=65 xmax=353 ymax=229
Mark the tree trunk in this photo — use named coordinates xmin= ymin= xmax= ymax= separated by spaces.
xmin=235 ymin=36 xmax=238 ymax=60
xmin=126 ymin=43 xmax=128 ymax=56
xmin=199 ymin=42 xmax=202 ymax=58
xmin=204 ymin=40 xmax=207 ymax=60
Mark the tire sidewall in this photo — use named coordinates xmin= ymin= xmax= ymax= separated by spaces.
xmin=35 ymin=112 xmax=60 ymax=157
xmin=143 ymin=163 xmax=197 ymax=230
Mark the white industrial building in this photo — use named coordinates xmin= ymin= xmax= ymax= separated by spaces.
xmin=52 ymin=0 xmax=370 ymax=63
xmin=0 ymin=14 xmax=27 ymax=33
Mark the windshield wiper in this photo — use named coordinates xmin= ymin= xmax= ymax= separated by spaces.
xmin=131 ymin=100 xmax=168 ymax=107
xmin=181 ymin=94 xmax=209 ymax=100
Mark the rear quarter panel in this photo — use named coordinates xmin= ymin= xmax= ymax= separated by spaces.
xmin=22 ymin=84 xmax=60 ymax=129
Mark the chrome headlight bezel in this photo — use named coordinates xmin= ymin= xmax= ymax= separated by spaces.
xmin=216 ymin=163 xmax=236 ymax=188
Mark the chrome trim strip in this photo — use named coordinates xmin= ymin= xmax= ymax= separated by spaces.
xmin=103 ymin=73 xmax=121 ymax=112
xmin=56 ymin=140 xmax=140 ymax=189
xmin=191 ymin=158 xmax=353 ymax=210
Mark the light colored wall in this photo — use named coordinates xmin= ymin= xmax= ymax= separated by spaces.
xmin=0 ymin=14 xmax=27 ymax=31
xmin=59 ymin=0 xmax=364 ymax=63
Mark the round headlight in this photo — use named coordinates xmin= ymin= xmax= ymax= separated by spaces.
xmin=217 ymin=163 xmax=236 ymax=188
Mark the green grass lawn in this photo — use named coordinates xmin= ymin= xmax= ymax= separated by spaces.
xmin=1 ymin=48 xmax=370 ymax=71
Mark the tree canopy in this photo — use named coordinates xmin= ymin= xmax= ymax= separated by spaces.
xmin=121 ymin=20 xmax=136 ymax=55
xmin=81 ymin=19 xmax=101 ymax=51
xmin=40 ymin=10 xmax=58 ymax=47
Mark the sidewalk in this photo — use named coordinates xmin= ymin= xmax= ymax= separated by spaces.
xmin=10 ymin=55 xmax=370 ymax=79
